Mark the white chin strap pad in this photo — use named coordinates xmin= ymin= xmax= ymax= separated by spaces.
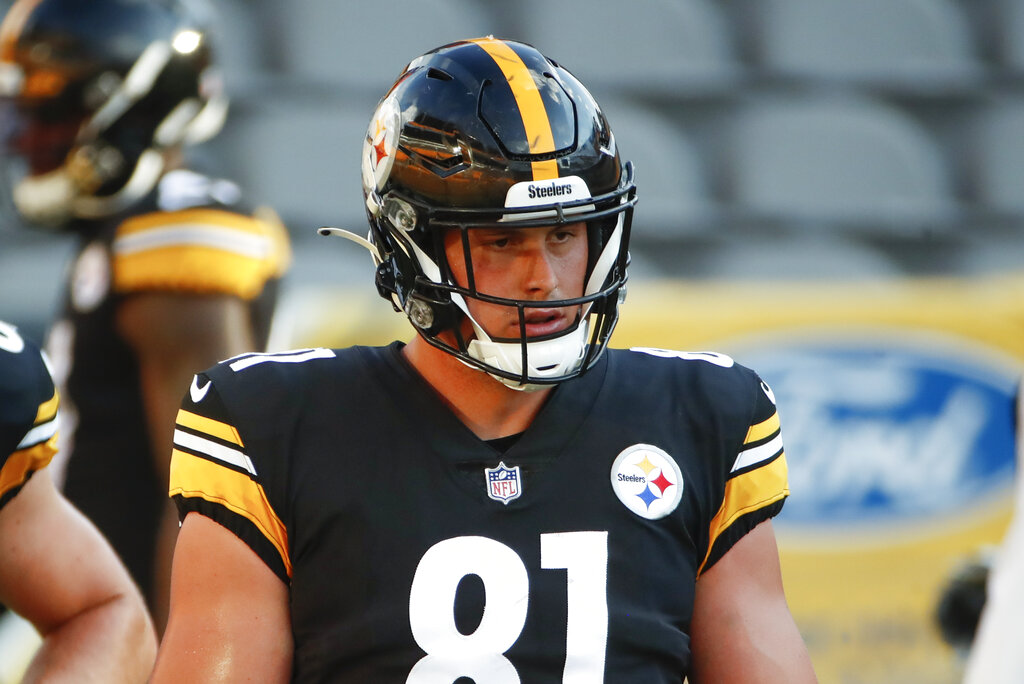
xmin=467 ymin=322 xmax=588 ymax=391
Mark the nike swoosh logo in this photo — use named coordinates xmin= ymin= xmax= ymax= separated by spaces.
xmin=190 ymin=375 xmax=212 ymax=403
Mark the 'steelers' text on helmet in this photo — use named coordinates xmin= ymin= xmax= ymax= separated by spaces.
xmin=0 ymin=0 xmax=228 ymax=225
xmin=324 ymin=37 xmax=636 ymax=390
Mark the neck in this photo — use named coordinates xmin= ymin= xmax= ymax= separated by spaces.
xmin=403 ymin=336 xmax=552 ymax=441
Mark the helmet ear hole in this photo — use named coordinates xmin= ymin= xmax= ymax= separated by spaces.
xmin=404 ymin=292 xmax=459 ymax=337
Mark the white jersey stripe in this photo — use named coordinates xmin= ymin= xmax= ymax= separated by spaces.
xmin=17 ymin=417 xmax=58 ymax=450
xmin=229 ymin=348 xmax=336 ymax=372
xmin=731 ymin=434 xmax=784 ymax=473
xmin=114 ymin=225 xmax=270 ymax=259
xmin=173 ymin=428 xmax=258 ymax=477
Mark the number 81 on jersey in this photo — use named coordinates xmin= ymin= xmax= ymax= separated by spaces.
xmin=407 ymin=532 xmax=608 ymax=683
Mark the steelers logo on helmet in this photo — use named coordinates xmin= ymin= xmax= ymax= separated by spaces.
xmin=361 ymin=94 xmax=401 ymax=205
xmin=610 ymin=444 xmax=684 ymax=520
xmin=502 ymin=175 xmax=595 ymax=221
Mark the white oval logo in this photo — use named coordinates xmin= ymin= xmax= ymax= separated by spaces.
xmin=610 ymin=444 xmax=683 ymax=520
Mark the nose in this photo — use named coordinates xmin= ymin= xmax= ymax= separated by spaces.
xmin=520 ymin=242 xmax=559 ymax=297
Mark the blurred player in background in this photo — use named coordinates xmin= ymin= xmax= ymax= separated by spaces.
xmin=0 ymin=0 xmax=290 ymax=632
xmin=0 ymin=319 xmax=156 ymax=682
xmin=152 ymin=38 xmax=816 ymax=681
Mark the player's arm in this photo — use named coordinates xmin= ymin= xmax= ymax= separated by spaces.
xmin=151 ymin=512 xmax=293 ymax=682
xmin=0 ymin=468 xmax=157 ymax=683
xmin=688 ymin=520 xmax=817 ymax=683
xmin=117 ymin=291 xmax=254 ymax=631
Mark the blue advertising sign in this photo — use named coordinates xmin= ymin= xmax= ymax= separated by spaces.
xmin=739 ymin=336 xmax=1019 ymax=528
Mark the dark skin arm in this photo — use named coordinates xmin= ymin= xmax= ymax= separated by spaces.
xmin=116 ymin=291 xmax=256 ymax=634
xmin=689 ymin=520 xmax=817 ymax=683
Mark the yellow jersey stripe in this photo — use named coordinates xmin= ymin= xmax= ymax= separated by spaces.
xmin=0 ymin=434 xmax=58 ymax=502
xmin=698 ymin=453 xmax=789 ymax=577
xmin=745 ymin=411 xmax=780 ymax=445
xmin=114 ymin=246 xmax=269 ymax=300
xmin=176 ymin=409 xmax=244 ymax=447
xmin=113 ymin=209 xmax=285 ymax=300
xmin=169 ymin=448 xmax=292 ymax=578
xmin=471 ymin=37 xmax=560 ymax=181
xmin=118 ymin=208 xmax=270 ymax=236
xmin=34 ymin=389 xmax=58 ymax=424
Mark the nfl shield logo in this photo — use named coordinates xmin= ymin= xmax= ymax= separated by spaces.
xmin=485 ymin=461 xmax=522 ymax=504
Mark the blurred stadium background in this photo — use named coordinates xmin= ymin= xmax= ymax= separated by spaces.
xmin=1 ymin=1 xmax=1023 ymax=682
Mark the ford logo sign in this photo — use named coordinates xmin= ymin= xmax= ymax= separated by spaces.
xmin=738 ymin=334 xmax=1019 ymax=526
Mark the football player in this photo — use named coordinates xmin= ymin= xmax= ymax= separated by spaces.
xmin=153 ymin=38 xmax=817 ymax=682
xmin=0 ymin=320 xmax=156 ymax=681
xmin=0 ymin=0 xmax=290 ymax=633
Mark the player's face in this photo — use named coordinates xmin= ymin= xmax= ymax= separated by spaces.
xmin=443 ymin=222 xmax=589 ymax=341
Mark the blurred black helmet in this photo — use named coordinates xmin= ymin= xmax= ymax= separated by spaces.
xmin=0 ymin=0 xmax=228 ymax=225
xmin=326 ymin=37 xmax=636 ymax=389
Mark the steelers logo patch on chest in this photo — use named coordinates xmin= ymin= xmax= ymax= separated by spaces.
xmin=610 ymin=444 xmax=683 ymax=520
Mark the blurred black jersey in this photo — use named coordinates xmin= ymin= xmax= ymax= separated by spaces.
xmin=171 ymin=343 xmax=789 ymax=682
xmin=0 ymin=322 xmax=59 ymax=510
xmin=52 ymin=169 xmax=290 ymax=599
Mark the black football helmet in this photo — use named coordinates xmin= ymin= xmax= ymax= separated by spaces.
xmin=0 ymin=0 xmax=227 ymax=225
xmin=323 ymin=37 xmax=636 ymax=390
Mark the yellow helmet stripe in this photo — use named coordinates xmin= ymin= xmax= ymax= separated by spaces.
xmin=470 ymin=37 xmax=559 ymax=181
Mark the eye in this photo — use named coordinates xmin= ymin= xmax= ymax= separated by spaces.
xmin=552 ymin=226 xmax=583 ymax=243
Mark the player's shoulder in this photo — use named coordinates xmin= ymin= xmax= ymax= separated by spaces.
xmin=206 ymin=347 xmax=342 ymax=391
xmin=181 ymin=346 xmax=380 ymax=438
xmin=0 ymin=321 xmax=56 ymax=458
xmin=607 ymin=346 xmax=771 ymax=420
xmin=202 ymin=346 xmax=382 ymax=402
xmin=116 ymin=169 xmax=261 ymax=238
xmin=0 ymin=321 xmax=51 ymax=401
xmin=611 ymin=346 xmax=759 ymax=387
xmin=109 ymin=170 xmax=291 ymax=298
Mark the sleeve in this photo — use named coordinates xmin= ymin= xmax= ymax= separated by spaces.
xmin=168 ymin=366 xmax=292 ymax=584
xmin=0 ymin=324 xmax=60 ymax=511
xmin=697 ymin=369 xmax=789 ymax=576
xmin=111 ymin=206 xmax=291 ymax=300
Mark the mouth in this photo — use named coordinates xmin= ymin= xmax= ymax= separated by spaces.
xmin=520 ymin=307 xmax=571 ymax=338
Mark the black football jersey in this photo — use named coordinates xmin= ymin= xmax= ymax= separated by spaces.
xmin=51 ymin=169 xmax=290 ymax=599
xmin=0 ymin=322 xmax=59 ymax=510
xmin=170 ymin=343 xmax=789 ymax=682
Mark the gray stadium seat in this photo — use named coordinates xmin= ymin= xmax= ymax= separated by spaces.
xmin=274 ymin=0 xmax=496 ymax=93
xmin=516 ymin=0 xmax=742 ymax=100
xmin=696 ymin=234 xmax=902 ymax=281
xmin=740 ymin=0 xmax=983 ymax=93
xmin=598 ymin=98 xmax=719 ymax=240
xmin=209 ymin=97 xmax=370 ymax=238
xmin=723 ymin=95 xmax=959 ymax=232
xmin=994 ymin=0 xmax=1024 ymax=74
xmin=967 ymin=96 xmax=1024 ymax=217
xmin=204 ymin=0 xmax=268 ymax=91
